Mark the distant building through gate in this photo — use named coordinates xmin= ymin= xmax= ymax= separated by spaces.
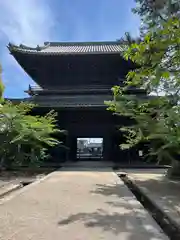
xmin=77 ymin=138 xmax=103 ymax=160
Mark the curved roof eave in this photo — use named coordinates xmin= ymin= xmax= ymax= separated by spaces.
xmin=7 ymin=41 xmax=126 ymax=56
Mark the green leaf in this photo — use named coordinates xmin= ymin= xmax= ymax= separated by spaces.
xmin=162 ymin=72 xmax=170 ymax=79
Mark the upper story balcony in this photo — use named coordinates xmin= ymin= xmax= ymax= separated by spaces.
xmin=25 ymin=83 xmax=146 ymax=97
xmin=25 ymin=84 xmax=120 ymax=96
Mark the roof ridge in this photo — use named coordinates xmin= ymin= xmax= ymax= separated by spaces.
xmin=44 ymin=41 xmax=121 ymax=46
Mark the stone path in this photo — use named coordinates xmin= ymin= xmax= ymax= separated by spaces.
xmin=122 ymin=168 xmax=180 ymax=230
xmin=0 ymin=168 xmax=168 ymax=240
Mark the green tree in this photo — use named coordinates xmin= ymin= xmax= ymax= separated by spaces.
xmin=133 ymin=0 xmax=180 ymax=34
xmin=106 ymin=17 xmax=180 ymax=178
xmin=0 ymin=101 xmax=64 ymax=169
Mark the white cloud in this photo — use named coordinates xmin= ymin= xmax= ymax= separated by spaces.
xmin=0 ymin=0 xmax=54 ymax=46
xmin=0 ymin=0 xmax=55 ymax=96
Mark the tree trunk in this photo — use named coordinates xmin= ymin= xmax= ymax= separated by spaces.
xmin=0 ymin=157 xmax=6 ymax=171
xmin=167 ymin=159 xmax=180 ymax=179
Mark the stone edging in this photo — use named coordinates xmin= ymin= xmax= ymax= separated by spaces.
xmin=0 ymin=171 xmax=56 ymax=204
xmin=0 ymin=183 xmax=22 ymax=199
xmin=112 ymin=172 xmax=168 ymax=238
xmin=128 ymin=175 xmax=180 ymax=233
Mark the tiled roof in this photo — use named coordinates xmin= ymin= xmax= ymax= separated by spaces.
xmin=8 ymin=41 xmax=124 ymax=55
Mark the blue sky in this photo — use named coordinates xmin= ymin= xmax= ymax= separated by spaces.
xmin=0 ymin=0 xmax=140 ymax=98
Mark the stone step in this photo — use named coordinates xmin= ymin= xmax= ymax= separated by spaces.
xmin=62 ymin=161 xmax=114 ymax=168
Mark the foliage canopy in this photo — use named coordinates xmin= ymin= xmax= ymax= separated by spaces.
xmin=106 ymin=16 xmax=180 ymax=164
xmin=0 ymin=101 xmax=63 ymax=168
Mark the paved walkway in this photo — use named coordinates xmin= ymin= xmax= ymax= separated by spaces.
xmin=122 ymin=169 xmax=180 ymax=230
xmin=0 ymin=168 xmax=168 ymax=240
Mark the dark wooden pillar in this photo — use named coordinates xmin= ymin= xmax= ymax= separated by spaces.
xmin=103 ymin=133 xmax=113 ymax=161
xmin=111 ymin=131 xmax=127 ymax=163
xmin=68 ymin=135 xmax=77 ymax=161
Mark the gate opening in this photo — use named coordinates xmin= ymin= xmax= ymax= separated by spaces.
xmin=77 ymin=138 xmax=103 ymax=160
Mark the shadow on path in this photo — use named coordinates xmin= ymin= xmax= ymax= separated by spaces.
xmin=58 ymin=209 xmax=147 ymax=235
xmin=58 ymin=182 xmax=165 ymax=239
